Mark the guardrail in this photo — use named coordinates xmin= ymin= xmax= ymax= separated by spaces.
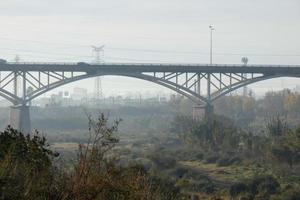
xmin=3 ymin=62 xmax=300 ymax=68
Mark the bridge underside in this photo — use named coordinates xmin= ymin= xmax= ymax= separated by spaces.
xmin=0 ymin=65 xmax=297 ymax=131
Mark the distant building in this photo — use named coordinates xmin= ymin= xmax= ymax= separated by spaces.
xmin=295 ymin=85 xmax=300 ymax=93
xmin=159 ymin=96 xmax=167 ymax=103
xmin=71 ymin=87 xmax=88 ymax=101
xmin=64 ymin=91 xmax=69 ymax=97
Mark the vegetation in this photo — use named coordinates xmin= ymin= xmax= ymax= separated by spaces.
xmin=0 ymin=89 xmax=300 ymax=199
xmin=0 ymin=115 xmax=180 ymax=200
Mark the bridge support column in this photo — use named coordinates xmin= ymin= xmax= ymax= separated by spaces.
xmin=205 ymin=103 xmax=214 ymax=120
xmin=205 ymin=103 xmax=214 ymax=136
xmin=9 ymin=105 xmax=31 ymax=133
xmin=193 ymin=104 xmax=206 ymax=121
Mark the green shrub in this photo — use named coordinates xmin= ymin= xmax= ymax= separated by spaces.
xmin=249 ymin=175 xmax=280 ymax=196
xmin=279 ymin=188 xmax=300 ymax=200
xmin=195 ymin=152 xmax=204 ymax=160
xmin=171 ymin=167 xmax=189 ymax=179
xmin=217 ymin=156 xmax=242 ymax=166
xmin=217 ymin=157 xmax=231 ymax=166
xmin=192 ymin=176 xmax=216 ymax=194
xmin=230 ymin=182 xmax=250 ymax=197
xmin=0 ymin=126 xmax=59 ymax=199
xmin=239 ymin=193 xmax=254 ymax=200
xmin=148 ymin=153 xmax=177 ymax=169
xmin=0 ymin=114 xmax=182 ymax=200
xmin=204 ymin=153 xmax=220 ymax=164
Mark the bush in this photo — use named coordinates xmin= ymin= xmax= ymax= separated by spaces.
xmin=279 ymin=188 xmax=300 ymax=200
xmin=230 ymin=182 xmax=249 ymax=197
xmin=204 ymin=153 xmax=220 ymax=164
xmin=249 ymin=175 xmax=280 ymax=196
xmin=217 ymin=157 xmax=231 ymax=166
xmin=193 ymin=176 xmax=216 ymax=194
xmin=217 ymin=156 xmax=242 ymax=166
xmin=230 ymin=176 xmax=281 ymax=199
xmin=171 ymin=167 xmax=189 ymax=179
xmin=0 ymin=126 xmax=58 ymax=199
xmin=148 ymin=153 xmax=177 ymax=169
xmin=230 ymin=156 xmax=242 ymax=165
xmin=238 ymin=193 xmax=254 ymax=200
xmin=197 ymin=180 xmax=216 ymax=194
xmin=194 ymin=152 xmax=204 ymax=160
xmin=0 ymin=114 xmax=182 ymax=200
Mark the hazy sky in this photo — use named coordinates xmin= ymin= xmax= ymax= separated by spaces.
xmin=0 ymin=0 xmax=299 ymax=98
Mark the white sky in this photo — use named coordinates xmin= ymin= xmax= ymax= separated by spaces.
xmin=0 ymin=0 xmax=300 ymax=98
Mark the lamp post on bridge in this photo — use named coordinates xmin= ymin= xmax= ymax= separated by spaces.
xmin=208 ymin=25 xmax=214 ymax=101
xmin=193 ymin=25 xmax=215 ymax=121
xmin=206 ymin=25 xmax=215 ymax=116
xmin=209 ymin=25 xmax=214 ymax=65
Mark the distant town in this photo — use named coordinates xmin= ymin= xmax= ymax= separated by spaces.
xmin=0 ymin=85 xmax=299 ymax=108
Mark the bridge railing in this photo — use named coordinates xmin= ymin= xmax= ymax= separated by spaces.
xmin=3 ymin=62 xmax=300 ymax=68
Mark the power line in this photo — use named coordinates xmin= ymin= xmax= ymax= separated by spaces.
xmin=0 ymin=37 xmax=299 ymax=57
xmin=0 ymin=37 xmax=89 ymax=48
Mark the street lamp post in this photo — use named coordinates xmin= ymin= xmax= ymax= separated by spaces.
xmin=205 ymin=25 xmax=215 ymax=120
xmin=207 ymin=25 xmax=214 ymax=102
xmin=209 ymin=25 xmax=214 ymax=65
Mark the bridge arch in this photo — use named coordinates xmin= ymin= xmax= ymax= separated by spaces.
xmin=24 ymin=72 xmax=300 ymax=105
xmin=0 ymin=88 xmax=22 ymax=105
xmin=25 ymin=73 xmax=209 ymax=104
xmin=212 ymin=74 xmax=300 ymax=101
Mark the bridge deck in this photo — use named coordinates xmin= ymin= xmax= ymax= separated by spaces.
xmin=0 ymin=63 xmax=300 ymax=75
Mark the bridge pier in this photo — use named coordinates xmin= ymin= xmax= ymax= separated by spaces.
xmin=205 ymin=103 xmax=214 ymax=120
xmin=9 ymin=105 xmax=31 ymax=133
xmin=193 ymin=103 xmax=214 ymax=121
xmin=193 ymin=104 xmax=205 ymax=121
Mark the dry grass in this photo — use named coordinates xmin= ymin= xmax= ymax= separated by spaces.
xmin=180 ymin=161 xmax=274 ymax=185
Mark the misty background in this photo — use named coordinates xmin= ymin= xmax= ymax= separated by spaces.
xmin=0 ymin=0 xmax=299 ymax=98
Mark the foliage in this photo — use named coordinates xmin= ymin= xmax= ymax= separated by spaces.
xmin=229 ymin=182 xmax=249 ymax=198
xmin=249 ymin=175 xmax=280 ymax=197
xmin=216 ymin=156 xmax=241 ymax=167
xmin=0 ymin=114 xmax=181 ymax=200
xmin=277 ymin=185 xmax=300 ymax=200
xmin=270 ymin=128 xmax=300 ymax=168
xmin=229 ymin=175 xmax=280 ymax=199
xmin=56 ymin=113 xmax=180 ymax=200
xmin=172 ymin=114 xmax=242 ymax=151
xmin=266 ymin=116 xmax=290 ymax=137
xmin=0 ymin=126 xmax=59 ymax=199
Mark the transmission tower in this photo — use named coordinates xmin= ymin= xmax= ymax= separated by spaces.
xmin=14 ymin=55 xmax=21 ymax=96
xmin=241 ymin=57 xmax=249 ymax=96
xmin=91 ymin=45 xmax=105 ymax=101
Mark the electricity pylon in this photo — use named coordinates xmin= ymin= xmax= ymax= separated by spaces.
xmin=241 ymin=57 xmax=249 ymax=96
xmin=14 ymin=55 xmax=21 ymax=97
xmin=91 ymin=45 xmax=105 ymax=101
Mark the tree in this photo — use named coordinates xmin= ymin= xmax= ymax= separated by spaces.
xmin=0 ymin=126 xmax=59 ymax=199
xmin=60 ymin=113 xmax=180 ymax=200
xmin=270 ymin=130 xmax=300 ymax=168
xmin=266 ymin=116 xmax=289 ymax=137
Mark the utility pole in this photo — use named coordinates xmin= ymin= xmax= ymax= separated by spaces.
xmin=207 ymin=25 xmax=214 ymax=102
xmin=91 ymin=45 xmax=105 ymax=102
xmin=209 ymin=25 xmax=214 ymax=65
xmin=241 ymin=57 xmax=249 ymax=96
xmin=205 ymin=25 xmax=215 ymax=122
